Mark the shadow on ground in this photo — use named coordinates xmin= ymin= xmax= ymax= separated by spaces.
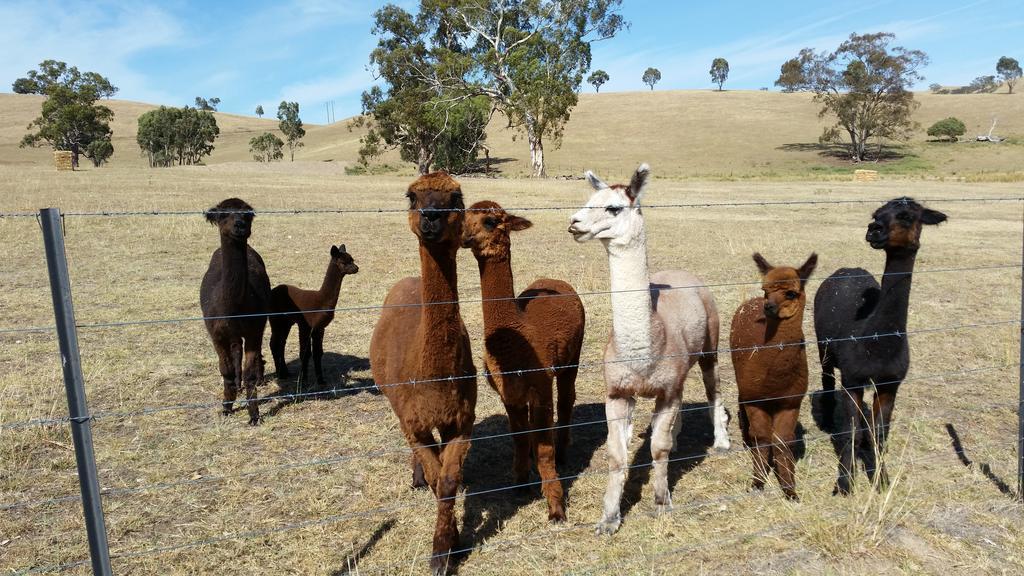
xmin=458 ymin=402 xmax=607 ymax=566
xmin=777 ymin=142 xmax=909 ymax=161
xmin=262 ymin=352 xmax=374 ymax=417
xmin=332 ymin=518 xmax=397 ymax=576
xmin=945 ymin=423 xmax=1014 ymax=497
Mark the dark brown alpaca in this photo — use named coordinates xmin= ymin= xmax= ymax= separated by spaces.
xmin=369 ymin=172 xmax=476 ymax=576
xmin=730 ymin=253 xmax=817 ymax=500
xmin=199 ymin=198 xmax=272 ymax=425
xmin=462 ymin=200 xmax=585 ymax=523
xmin=269 ymin=244 xmax=359 ymax=388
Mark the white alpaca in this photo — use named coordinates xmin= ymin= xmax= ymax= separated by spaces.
xmin=568 ymin=163 xmax=730 ymax=535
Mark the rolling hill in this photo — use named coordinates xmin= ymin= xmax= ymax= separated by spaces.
xmin=0 ymin=89 xmax=1020 ymax=178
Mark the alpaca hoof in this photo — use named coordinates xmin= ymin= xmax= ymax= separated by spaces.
xmin=710 ymin=438 xmax=731 ymax=453
xmin=549 ymin=508 xmax=567 ymax=524
xmin=783 ymin=491 xmax=800 ymax=502
xmin=832 ymin=482 xmax=851 ymax=496
xmin=750 ymin=480 xmax=765 ymax=492
xmin=594 ymin=515 xmax=621 ymax=536
xmin=653 ymin=503 xmax=673 ymax=517
xmin=220 ymin=406 xmax=233 ymax=416
xmin=248 ymin=416 xmax=261 ymax=426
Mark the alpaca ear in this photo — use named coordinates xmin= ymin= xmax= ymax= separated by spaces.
xmin=752 ymin=252 xmax=772 ymax=275
xmin=204 ymin=206 xmax=220 ymax=225
xmin=626 ymin=163 xmax=650 ymax=203
xmin=330 ymin=245 xmax=340 ymax=257
xmin=507 ymin=215 xmax=532 ymax=232
xmin=585 ymin=170 xmax=608 ymax=191
xmin=920 ymin=208 xmax=947 ymax=225
xmin=339 ymin=244 xmax=346 ymax=253
xmin=798 ymin=253 xmax=818 ymax=286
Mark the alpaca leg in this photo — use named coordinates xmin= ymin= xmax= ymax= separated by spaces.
xmin=530 ymin=393 xmax=565 ymax=523
xmin=834 ymin=384 xmax=864 ymax=495
xmin=242 ymin=342 xmax=261 ymax=425
xmin=596 ymin=395 xmax=635 ymax=535
xmin=230 ymin=341 xmax=243 ymax=416
xmin=555 ymin=366 xmax=578 ymax=464
xmin=818 ymin=342 xmax=836 ymax=430
xmin=699 ymin=354 xmax=731 ymax=451
xmin=297 ymin=324 xmax=312 ymax=393
xmin=216 ymin=344 xmax=237 ymax=415
xmin=408 ymin=430 xmax=443 ymax=492
xmin=269 ymin=318 xmax=291 ymax=379
xmin=744 ymin=405 xmax=773 ymax=492
xmin=431 ymin=429 xmax=470 ymax=576
xmin=868 ymin=383 xmax=900 ymax=489
xmin=505 ymin=403 xmax=532 ymax=489
xmin=312 ymin=327 xmax=326 ymax=387
xmin=650 ymin=393 xmax=681 ymax=515
xmin=771 ymin=408 xmax=800 ymax=501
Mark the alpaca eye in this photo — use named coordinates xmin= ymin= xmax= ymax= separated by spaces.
xmin=606 ymin=206 xmax=623 ymax=216
xmin=785 ymin=290 xmax=799 ymax=300
xmin=483 ymin=218 xmax=496 ymax=230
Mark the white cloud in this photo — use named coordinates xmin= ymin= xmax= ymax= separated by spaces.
xmin=0 ymin=1 xmax=186 ymax=104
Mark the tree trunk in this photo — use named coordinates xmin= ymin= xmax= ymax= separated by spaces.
xmin=528 ymin=133 xmax=546 ymax=178
xmin=70 ymin=142 xmax=79 ymax=169
xmin=417 ymin=146 xmax=432 ymax=175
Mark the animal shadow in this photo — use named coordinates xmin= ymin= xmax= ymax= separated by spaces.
xmin=262 ymin=352 xmax=374 ymax=417
xmin=459 ymin=402 xmax=607 ymax=562
xmin=619 ymin=402 xmax=717 ymax=520
xmin=945 ymin=423 xmax=1013 ymax=497
xmin=331 ymin=518 xmax=397 ymax=575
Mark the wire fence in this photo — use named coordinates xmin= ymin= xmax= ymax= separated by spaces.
xmin=1 ymin=196 xmax=1021 ymax=575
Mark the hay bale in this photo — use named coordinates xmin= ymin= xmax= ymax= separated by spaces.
xmin=853 ymin=169 xmax=878 ymax=182
xmin=54 ymin=151 xmax=74 ymax=171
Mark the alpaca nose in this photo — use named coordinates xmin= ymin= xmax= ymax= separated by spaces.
xmin=764 ymin=301 xmax=779 ymax=317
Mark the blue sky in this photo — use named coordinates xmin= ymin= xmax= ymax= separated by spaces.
xmin=2 ymin=0 xmax=1021 ymax=124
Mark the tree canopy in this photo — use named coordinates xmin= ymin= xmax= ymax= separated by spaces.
xmin=642 ymin=67 xmax=661 ymax=90
xmin=249 ymin=132 xmax=284 ymax=162
xmin=776 ymin=32 xmax=928 ymax=161
xmin=136 ymin=106 xmax=220 ymax=167
xmin=710 ymin=58 xmax=729 ymax=91
xmin=277 ymin=101 xmax=305 ymax=161
xmin=255 ymin=105 xmax=264 ymax=118
xmin=588 ymin=69 xmax=610 ymax=93
xmin=194 ymin=97 xmax=220 ymax=111
xmin=16 ymin=60 xmax=118 ymax=168
xmin=388 ymin=0 xmax=627 ymax=177
xmin=926 ymin=117 xmax=965 ymax=142
xmin=996 ymin=56 xmax=1021 ymax=94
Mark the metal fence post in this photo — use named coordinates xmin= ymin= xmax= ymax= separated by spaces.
xmin=40 ymin=207 xmax=113 ymax=575
xmin=1019 ymin=202 xmax=1024 ymax=502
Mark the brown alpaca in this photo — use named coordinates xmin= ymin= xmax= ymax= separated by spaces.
xmin=730 ymin=253 xmax=817 ymax=500
xmin=199 ymin=198 xmax=272 ymax=425
xmin=369 ymin=172 xmax=476 ymax=576
xmin=269 ymin=244 xmax=359 ymax=388
xmin=462 ymin=201 xmax=585 ymax=523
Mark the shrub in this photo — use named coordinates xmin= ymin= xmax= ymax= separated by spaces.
xmin=927 ymin=117 xmax=966 ymax=142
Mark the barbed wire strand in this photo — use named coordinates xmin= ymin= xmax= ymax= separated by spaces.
xmin=2 ymin=362 xmax=1016 ymax=514
xmin=12 ymin=427 xmax=1013 ymax=576
xmin=1 ymin=262 xmax=1017 ymax=336
xmin=1 ymin=317 xmax=1018 ymax=432
xmin=1 ymin=194 xmax=1022 ymax=220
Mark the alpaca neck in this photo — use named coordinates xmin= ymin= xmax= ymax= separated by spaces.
xmin=417 ymin=242 xmax=463 ymax=379
xmin=864 ymin=248 xmax=917 ymax=335
xmin=605 ymin=230 xmax=656 ymax=361
xmin=318 ymin=262 xmax=345 ymax=309
xmin=764 ymin=309 xmax=805 ymax=344
xmin=220 ymin=234 xmax=249 ymax=305
xmin=477 ymin=254 xmax=521 ymax=336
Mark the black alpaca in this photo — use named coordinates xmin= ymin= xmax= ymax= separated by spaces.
xmin=814 ymin=197 xmax=947 ymax=495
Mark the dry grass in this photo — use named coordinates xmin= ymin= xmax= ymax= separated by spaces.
xmin=1 ymin=89 xmax=1022 ymax=179
xmin=1 ymin=165 xmax=1022 ymax=575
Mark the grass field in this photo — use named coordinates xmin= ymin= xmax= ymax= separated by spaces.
xmin=1 ymin=162 xmax=1022 ymax=574
xmin=1 ymin=89 xmax=1022 ymax=179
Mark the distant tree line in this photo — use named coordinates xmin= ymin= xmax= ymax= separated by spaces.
xmin=136 ymin=106 xmax=220 ymax=167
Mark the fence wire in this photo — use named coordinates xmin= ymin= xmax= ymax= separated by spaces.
xmin=2 ymin=362 xmax=1017 ymax=513
xmin=12 ymin=423 xmax=1018 ymax=576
